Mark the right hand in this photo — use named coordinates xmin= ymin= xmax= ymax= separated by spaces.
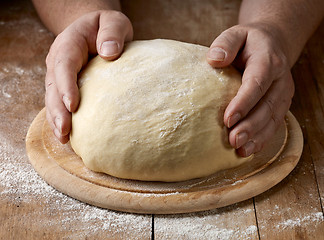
xmin=45 ymin=10 xmax=133 ymax=143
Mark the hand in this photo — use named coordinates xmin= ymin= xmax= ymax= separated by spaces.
xmin=207 ymin=23 xmax=294 ymax=157
xmin=45 ymin=10 xmax=133 ymax=143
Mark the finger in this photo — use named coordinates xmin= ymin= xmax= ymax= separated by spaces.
xmin=46 ymin=107 xmax=55 ymax=132
xmin=53 ymin=55 xmax=80 ymax=113
xmin=45 ymin=71 xmax=57 ymax=134
xmin=228 ymin=72 xmax=294 ymax=148
xmin=235 ymin=74 xmax=293 ymax=157
xmin=45 ymin=70 xmax=71 ymax=143
xmin=47 ymin=31 xmax=89 ymax=113
xmin=228 ymin=74 xmax=293 ymax=148
xmin=96 ymin=11 xmax=133 ymax=60
xmin=224 ymin=54 xmax=276 ymax=128
xmin=46 ymin=107 xmax=70 ymax=144
xmin=207 ymin=26 xmax=247 ymax=68
xmin=236 ymin=114 xmax=286 ymax=157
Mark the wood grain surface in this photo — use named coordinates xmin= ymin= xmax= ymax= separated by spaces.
xmin=0 ymin=0 xmax=323 ymax=239
xmin=26 ymin=108 xmax=302 ymax=214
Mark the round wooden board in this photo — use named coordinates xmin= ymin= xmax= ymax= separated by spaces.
xmin=26 ymin=108 xmax=303 ymax=214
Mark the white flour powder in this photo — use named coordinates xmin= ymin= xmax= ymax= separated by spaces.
xmin=0 ymin=12 xmax=323 ymax=239
xmin=0 ymin=135 xmax=151 ymax=239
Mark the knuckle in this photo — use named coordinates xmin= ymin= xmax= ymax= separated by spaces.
xmin=244 ymin=77 xmax=267 ymax=96
xmin=218 ymin=30 xmax=235 ymax=45
xmin=46 ymin=47 xmax=80 ymax=74
xmin=45 ymin=36 xmax=73 ymax=69
xmin=226 ymin=24 xmax=246 ymax=36
xmin=45 ymin=81 xmax=54 ymax=90
xmin=215 ymin=26 xmax=245 ymax=50
xmin=241 ymin=121 xmax=254 ymax=136
xmin=253 ymin=77 xmax=267 ymax=96
xmin=54 ymin=58 xmax=64 ymax=68
xmin=271 ymin=114 xmax=279 ymax=126
xmin=233 ymin=94 xmax=251 ymax=117
xmin=271 ymin=113 xmax=284 ymax=130
xmin=264 ymin=97 xmax=275 ymax=114
xmin=271 ymin=53 xmax=288 ymax=69
xmin=283 ymin=97 xmax=292 ymax=107
xmin=45 ymin=74 xmax=55 ymax=90
xmin=54 ymin=56 xmax=75 ymax=70
xmin=247 ymin=138 xmax=263 ymax=154
xmin=254 ymin=140 xmax=264 ymax=153
xmin=102 ymin=10 xmax=131 ymax=29
xmin=107 ymin=10 xmax=126 ymax=20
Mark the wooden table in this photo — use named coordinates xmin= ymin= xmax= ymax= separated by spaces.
xmin=0 ymin=0 xmax=323 ymax=239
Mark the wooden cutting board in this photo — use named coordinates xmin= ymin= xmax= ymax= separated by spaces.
xmin=26 ymin=108 xmax=303 ymax=214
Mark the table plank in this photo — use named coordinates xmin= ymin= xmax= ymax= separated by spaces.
xmin=122 ymin=0 xmax=241 ymax=46
xmin=154 ymin=200 xmax=259 ymax=240
xmin=1 ymin=0 xmax=324 ymax=239
xmin=252 ymin=28 xmax=324 ymax=239
xmin=253 ymin=143 xmax=324 ymax=239
xmin=0 ymin=1 xmax=152 ymax=239
xmin=303 ymin=20 xmax=324 ymax=211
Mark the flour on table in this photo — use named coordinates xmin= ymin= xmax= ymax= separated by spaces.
xmin=154 ymin=203 xmax=259 ymax=240
xmin=0 ymin=135 xmax=150 ymax=239
xmin=275 ymin=212 xmax=323 ymax=229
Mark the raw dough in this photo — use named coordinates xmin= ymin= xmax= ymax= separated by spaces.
xmin=70 ymin=39 xmax=248 ymax=182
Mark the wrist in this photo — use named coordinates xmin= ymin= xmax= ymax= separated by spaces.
xmin=33 ymin=0 xmax=122 ymax=35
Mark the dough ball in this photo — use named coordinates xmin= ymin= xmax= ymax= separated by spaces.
xmin=70 ymin=39 xmax=247 ymax=182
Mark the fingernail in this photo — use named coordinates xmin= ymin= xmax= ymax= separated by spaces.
xmin=227 ymin=113 xmax=241 ymax=128
xmin=63 ymin=95 xmax=71 ymax=112
xmin=208 ymin=47 xmax=226 ymax=61
xmin=100 ymin=41 xmax=119 ymax=57
xmin=243 ymin=141 xmax=255 ymax=157
xmin=236 ymin=132 xmax=248 ymax=149
xmin=55 ymin=117 xmax=62 ymax=133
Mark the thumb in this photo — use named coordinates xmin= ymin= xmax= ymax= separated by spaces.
xmin=207 ymin=25 xmax=247 ymax=68
xmin=96 ymin=11 xmax=133 ymax=60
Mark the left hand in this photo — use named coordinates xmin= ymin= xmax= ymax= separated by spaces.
xmin=206 ymin=23 xmax=295 ymax=157
xmin=44 ymin=10 xmax=133 ymax=144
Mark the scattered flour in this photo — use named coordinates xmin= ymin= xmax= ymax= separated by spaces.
xmin=156 ymin=223 xmax=258 ymax=240
xmin=155 ymin=207 xmax=258 ymax=240
xmin=0 ymin=125 xmax=151 ymax=239
xmin=1 ymin=117 xmax=323 ymax=238
xmin=152 ymin=200 xmax=261 ymax=239
xmin=1 ymin=7 xmax=323 ymax=238
xmin=276 ymin=212 xmax=323 ymax=229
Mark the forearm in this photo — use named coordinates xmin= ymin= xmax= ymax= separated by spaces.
xmin=32 ymin=0 xmax=121 ymax=35
xmin=239 ymin=0 xmax=324 ymax=67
